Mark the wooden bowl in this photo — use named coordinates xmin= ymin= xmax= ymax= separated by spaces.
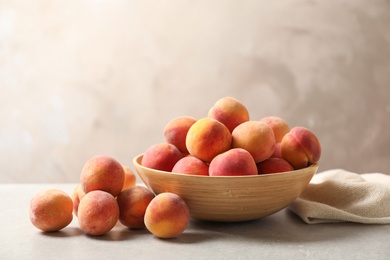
xmin=133 ymin=154 xmax=318 ymax=222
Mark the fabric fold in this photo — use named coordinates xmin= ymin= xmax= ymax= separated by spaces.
xmin=288 ymin=169 xmax=390 ymax=224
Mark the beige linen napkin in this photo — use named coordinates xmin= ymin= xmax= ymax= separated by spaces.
xmin=289 ymin=169 xmax=390 ymax=224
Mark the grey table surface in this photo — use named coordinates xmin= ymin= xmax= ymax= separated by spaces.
xmin=2 ymin=183 xmax=389 ymax=260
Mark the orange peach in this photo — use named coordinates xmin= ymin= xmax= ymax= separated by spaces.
xmin=208 ymin=96 xmax=250 ymax=132
xmin=80 ymin=155 xmax=125 ymax=197
xmin=117 ymin=186 xmax=155 ymax=229
xmin=122 ymin=165 xmax=137 ymax=191
xmin=77 ymin=190 xmax=119 ymax=236
xmin=231 ymin=121 xmax=275 ymax=163
xmin=257 ymin=157 xmax=294 ymax=174
xmin=186 ymin=117 xmax=232 ymax=163
xmin=260 ymin=116 xmax=290 ymax=143
xmin=163 ymin=116 xmax=197 ymax=154
xmin=144 ymin=192 xmax=190 ymax=238
xmin=141 ymin=143 xmax=183 ymax=172
xmin=209 ymin=148 xmax=258 ymax=176
xmin=71 ymin=184 xmax=85 ymax=217
xmin=281 ymin=126 xmax=321 ymax=169
xmin=29 ymin=189 xmax=73 ymax=232
xmin=172 ymin=155 xmax=209 ymax=176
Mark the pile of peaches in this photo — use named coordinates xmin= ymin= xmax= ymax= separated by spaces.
xmin=142 ymin=96 xmax=321 ymax=176
xmin=29 ymin=156 xmax=190 ymax=238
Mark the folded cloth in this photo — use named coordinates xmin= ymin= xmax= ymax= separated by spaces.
xmin=288 ymin=169 xmax=390 ymax=224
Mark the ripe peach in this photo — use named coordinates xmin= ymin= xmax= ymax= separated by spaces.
xmin=122 ymin=165 xmax=136 ymax=191
xmin=260 ymin=116 xmax=290 ymax=143
xmin=257 ymin=157 xmax=294 ymax=174
xmin=163 ymin=116 xmax=197 ymax=154
xmin=141 ymin=143 xmax=183 ymax=172
xmin=281 ymin=126 xmax=321 ymax=169
xmin=80 ymin=155 xmax=125 ymax=197
xmin=71 ymin=184 xmax=85 ymax=217
xmin=117 ymin=186 xmax=155 ymax=229
xmin=77 ymin=190 xmax=119 ymax=236
xmin=172 ymin=155 xmax=209 ymax=176
xmin=144 ymin=192 xmax=190 ymax=239
xmin=209 ymin=148 xmax=258 ymax=176
xmin=186 ymin=117 xmax=232 ymax=163
xmin=29 ymin=189 xmax=73 ymax=232
xmin=208 ymin=96 xmax=250 ymax=132
xmin=231 ymin=121 xmax=275 ymax=163
xmin=271 ymin=142 xmax=282 ymax=158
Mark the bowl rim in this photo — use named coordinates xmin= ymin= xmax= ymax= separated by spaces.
xmin=133 ymin=153 xmax=319 ymax=179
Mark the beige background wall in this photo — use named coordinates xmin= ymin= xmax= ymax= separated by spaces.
xmin=1 ymin=0 xmax=389 ymax=183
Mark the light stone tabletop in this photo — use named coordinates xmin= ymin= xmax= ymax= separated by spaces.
xmin=1 ymin=183 xmax=389 ymax=260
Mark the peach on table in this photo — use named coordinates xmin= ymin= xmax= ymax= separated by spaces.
xmin=77 ymin=190 xmax=119 ymax=236
xmin=80 ymin=155 xmax=125 ymax=197
xmin=29 ymin=189 xmax=73 ymax=232
xmin=144 ymin=192 xmax=190 ymax=239
xmin=117 ymin=185 xmax=155 ymax=229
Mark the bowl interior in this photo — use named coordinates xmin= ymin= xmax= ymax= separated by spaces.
xmin=133 ymin=154 xmax=318 ymax=222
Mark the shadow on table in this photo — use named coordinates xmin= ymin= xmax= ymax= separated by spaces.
xmin=186 ymin=209 xmax=381 ymax=244
xmin=85 ymin=227 xmax=151 ymax=242
xmin=40 ymin=227 xmax=84 ymax=238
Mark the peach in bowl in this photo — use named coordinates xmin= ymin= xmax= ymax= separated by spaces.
xmin=133 ymin=154 xmax=318 ymax=222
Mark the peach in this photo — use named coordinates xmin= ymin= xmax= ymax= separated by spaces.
xmin=260 ymin=116 xmax=290 ymax=143
xmin=122 ymin=165 xmax=137 ymax=191
xmin=209 ymin=148 xmax=258 ymax=176
xmin=144 ymin=192 xmax=190 ymax=239
xmin=29 ymin=189 xmax=73 ymax=232
xmin=257 ymin=157 xmax=294 ymax=174
xmin=163 ymin=116 xmax=197 ymax=154
xmin=77 ymin=190 xmax=119 ymax=236
xmin=186 ymin=117 xmax=232 ymax=163
xmin=281 ymin=126 xmax=321 ymax=169
xmin=80 ymin=155 xmax=125 ymax=197
xmin=172 ymin=155 xmax=209 ymax=176
xmin=208 ymin=96 xmax=250 ymax=132
xmin=231 ymin=121 xmax=275 ymax=163
xmin=141 ymin=143 xmax=183 ymax=172
xmin=117 ymin=186 xmax=155 ymax=229
xmin=271 ymin=142 xmax=282 ymax=158
xmin=71 ymin=184 xmax=85 ymax=217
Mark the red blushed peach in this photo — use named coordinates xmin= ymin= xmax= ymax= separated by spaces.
xmin=77 ymin=190 xmax=119 ymax=236
xmin=257 ymin=157 xmax=294 ymax=174
xmin=209 ymin=148 xmax=258 ymax=176
xmin=71 ymin=184 xmax=85 ymax=217
xmin=208 ymin=96 xmax=250 ymax=132
xmin=29 ymin=189 xmax=73 ymax=232
xmin=232 ymin=121 xmax=275 ymax=163
xmin=144 ymin=192 xmax=190 ymax=239
xmin=117 ymin=186 xmax=155 ymax=229
xmin=172 ymin=155 xmax=209 ymax=176
xmin=122 ymin=165 xmax=137 ymax=191
xmin=141 ymin=143 xmax=183 ymax=172
xmin=260 ymin=116 xmax=290 ymax=143
xmin=281 ymin=126 xmax=321 ymax=169
xmin=186 ymin=117 xmax=232 ymax=163
xmin=271 ymin=142 xmax=282 ymax=158
xmin=80 ymin=155 xmax=125 ymax=197
xmin=163 ymin=116 xmax=197 ymax=154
